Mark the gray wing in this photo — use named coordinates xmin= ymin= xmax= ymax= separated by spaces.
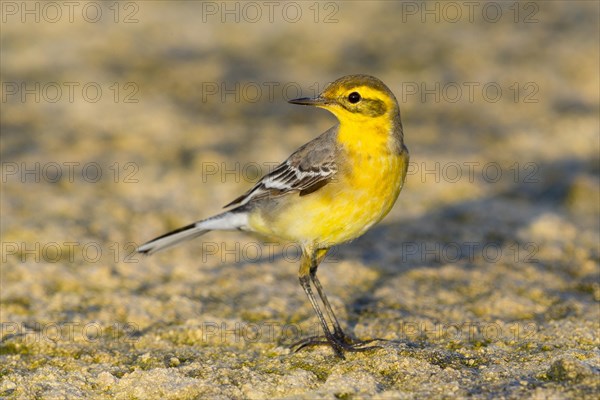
xmin=224 ymin=126 xmax=339 ymax=208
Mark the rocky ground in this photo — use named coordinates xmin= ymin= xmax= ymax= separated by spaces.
xmin=1 ymin=1 xmax=599 ymax=399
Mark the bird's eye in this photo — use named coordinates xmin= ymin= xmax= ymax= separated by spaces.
xmin=348 ymin=92 xmax=361 ymax=104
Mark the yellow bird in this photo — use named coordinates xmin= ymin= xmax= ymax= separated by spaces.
xmin=138 ymin=74 xmax=409 ymax=358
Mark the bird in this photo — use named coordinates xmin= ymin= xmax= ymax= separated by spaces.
xmin=137 ymin=74 xmax=409 ymax=358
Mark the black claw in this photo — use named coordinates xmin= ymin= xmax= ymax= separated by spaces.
xmin=291 ymin=334 xmax=386 ymax=357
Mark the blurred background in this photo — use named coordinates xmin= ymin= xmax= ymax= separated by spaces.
xmin=1 ymin=1 xmax=599 ymax=398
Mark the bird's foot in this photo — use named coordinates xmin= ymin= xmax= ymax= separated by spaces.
xmin=291 ymin=331 xmax=385 ymax=358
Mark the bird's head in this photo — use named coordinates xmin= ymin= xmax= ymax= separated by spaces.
xmin=289 ymin=74 xmax=400 ymax=124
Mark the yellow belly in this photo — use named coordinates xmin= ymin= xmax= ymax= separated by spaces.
xmin=248 ymin=150 xmax=408 ymax=248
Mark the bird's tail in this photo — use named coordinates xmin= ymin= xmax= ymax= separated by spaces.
xmin=137 ymin=210 xmax=248 ymax=255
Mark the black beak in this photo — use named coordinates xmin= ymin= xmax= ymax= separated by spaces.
xmin=288 ymin=96 xmax=327 ymax=106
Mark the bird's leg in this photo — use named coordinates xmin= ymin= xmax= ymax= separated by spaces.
xmin=309 ymin=249 xmax=348 ymax=341
xmin=292 ymin=247 xmax=381 ymax=357
xmin=296 ymin=249 xmax=345 ymax=357
xmin=310 ymin=249 xmax=382 ymax=349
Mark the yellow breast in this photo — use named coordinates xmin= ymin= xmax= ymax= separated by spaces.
xmin=249 ymin=121 xmax=408 ymax=249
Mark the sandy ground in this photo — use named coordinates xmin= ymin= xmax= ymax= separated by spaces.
xmin=1 ymin=1 xmax=599 ymax=398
